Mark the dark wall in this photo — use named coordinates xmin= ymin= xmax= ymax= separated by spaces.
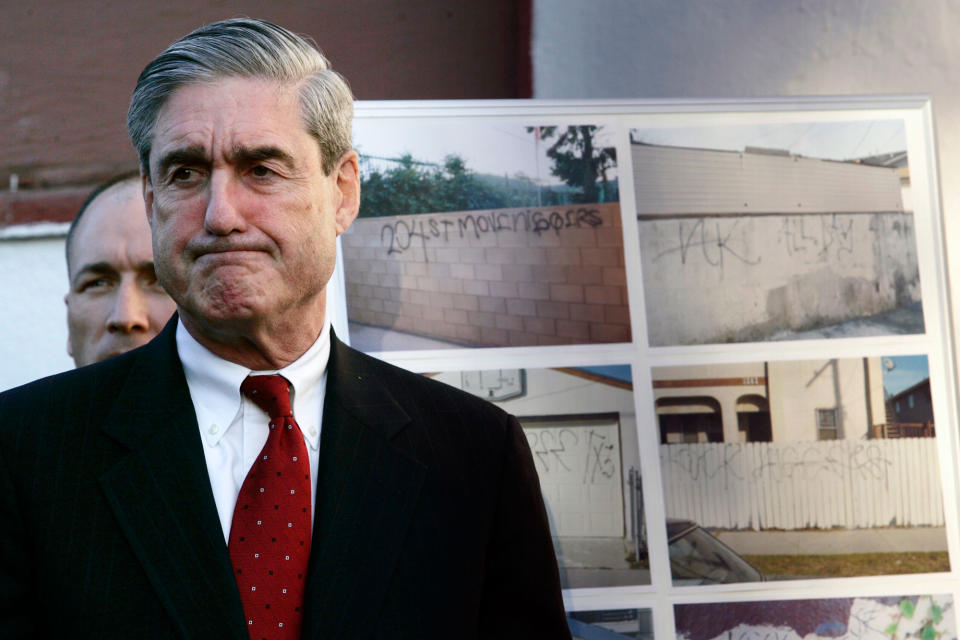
xmin=0 ymin=1 xmax=530 ymax=224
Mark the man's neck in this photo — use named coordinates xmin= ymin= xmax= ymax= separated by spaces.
xmin=177 ymin=297 xmax=327 ymax=370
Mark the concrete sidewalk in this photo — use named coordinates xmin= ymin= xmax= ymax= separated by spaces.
xmin=715 ymin=526 xmax=947 ymax=555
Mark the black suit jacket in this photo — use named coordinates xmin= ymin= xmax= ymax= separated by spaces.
xmin=0 ymin=321 xmax=570 ymax=639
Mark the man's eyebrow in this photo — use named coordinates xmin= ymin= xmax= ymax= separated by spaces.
xmin=71 ymin=261 xmax=118 ymax=286
xmin=231 ymin=145 xmax=297 ymax=168
xmin=154 ymin=145 xmax=209 ymax=176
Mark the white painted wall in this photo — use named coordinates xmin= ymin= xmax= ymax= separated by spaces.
xmin=533 ymin=0 xmax=960 ymax=370
xmin=767 ymin=357 xmax=885 ymax=441
xmin=652 ymin=359 xmax=884 ymax=442
xmin=0 ymin=234 xmax=73 ymax=390
xmin=639 ymin=211 xmax=920 ymax=346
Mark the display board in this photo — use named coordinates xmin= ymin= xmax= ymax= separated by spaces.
xmin=330 ymin=97 xmax=958 ymax=639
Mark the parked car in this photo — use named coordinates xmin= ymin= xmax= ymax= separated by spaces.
xmin=667 ymin=518 xmax=764 ymax=585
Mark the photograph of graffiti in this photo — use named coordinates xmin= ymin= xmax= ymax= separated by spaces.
xmin=567 ymin=608 xmax=653 ymax=640
xmin=343 ymin=118 xmax=629 ymax=351
xmin=652 ymin=354 xmax=946 ymax=584
xmin=630 ymin=120 xmax=923 ymax=347
xmin=426 ymin=364 xmax=646 ymax=588
xmin=675 ymin=595 xmax=955 ymax=640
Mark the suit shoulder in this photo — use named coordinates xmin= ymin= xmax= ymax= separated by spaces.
xmin=332 ymin=341 xmax=510 ymax=423
xmin=0 ymin=353 xmax=138 ymax=432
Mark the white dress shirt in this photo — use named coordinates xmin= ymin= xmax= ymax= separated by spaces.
xmin=176 ymin=317 xmax=329 ymax=543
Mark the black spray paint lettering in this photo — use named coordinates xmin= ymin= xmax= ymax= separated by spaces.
xmin=664 ymin=442 xmax=893 ymax=487
xmin=525 ymin=428 xmax=615 ymax=485
xmin=380 ymin=207 xmax=603 ymax=257
xmin=653 ymin=217 xmax=761 ymax=271
xmin=584 ymin=430 xmax=616 ymax=483
xmin=781 ymin=214 xmax=856 ymax=261
xmin=526 ymin=429 xmax=577 ymax=474
xmin=662 ymin=443 xmax=744 ymax=490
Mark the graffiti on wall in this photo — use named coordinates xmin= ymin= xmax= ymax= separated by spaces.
xmin=379 ymin=206 xmax=603 ymax=258
xmin=524 ymin=426 xmax=617 ymax=485
xmin=648 ymin=212 xmax=914 ymax=272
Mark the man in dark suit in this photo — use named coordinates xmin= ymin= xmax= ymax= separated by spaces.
xmin=0 ymin=17 xmax=570 ymax=639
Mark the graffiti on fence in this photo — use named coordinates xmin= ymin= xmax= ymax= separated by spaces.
xmin=662 ymin=442 xmax=894 ymax=488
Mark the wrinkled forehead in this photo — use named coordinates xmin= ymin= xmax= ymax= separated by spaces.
xmin=148 ymin=78 xmax=316 ymax=170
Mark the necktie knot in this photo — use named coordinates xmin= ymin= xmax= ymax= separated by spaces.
xmin=241 ymin=374 xmax=293 ymax=420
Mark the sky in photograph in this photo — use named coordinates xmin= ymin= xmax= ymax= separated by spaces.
xmin=353 ymin=119 xmax=619 ymax=187
xmin=882 ymin=354 xmax=929 ymax=396
xmin=631 ymin=119 xmax=905 ymax=162
xmin=577 ymin=365 xmax=632 ymax=384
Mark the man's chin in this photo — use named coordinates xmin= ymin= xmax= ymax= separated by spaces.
xmin=179 ymin=290 xmax=272 ymax=329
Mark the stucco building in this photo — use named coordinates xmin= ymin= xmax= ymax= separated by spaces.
xmin=653 ymin=357 xmax=886 ymax=443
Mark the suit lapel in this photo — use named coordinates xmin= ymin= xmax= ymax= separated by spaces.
xmin=301 ymin=336 xmax=425 ymax=638
xmin=98 ymin=321 xmax=247 ymax=638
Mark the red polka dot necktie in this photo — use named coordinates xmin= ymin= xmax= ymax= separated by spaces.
xmin=229 ymin=374 xmax=311 ymax=640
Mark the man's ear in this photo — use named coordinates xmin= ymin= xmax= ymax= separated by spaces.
xmin=141 ymin=170 xmax=154 ymax=229
xmin=333 ymin=150 xmax=360 ymax=236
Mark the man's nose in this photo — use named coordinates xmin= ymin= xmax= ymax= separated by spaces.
xmin=106 ymin=281 xmax=150 ymax=333
xmin=204 ymin=172 xmax=246 ymax=235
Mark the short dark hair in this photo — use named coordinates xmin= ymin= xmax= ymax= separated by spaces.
xmin=65 ymin=170 xmax=141 ymax=276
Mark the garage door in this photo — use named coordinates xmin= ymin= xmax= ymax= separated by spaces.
xmin=520 ymin=416 xmax=624 ymax=538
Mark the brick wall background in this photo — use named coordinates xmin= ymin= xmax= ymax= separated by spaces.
xmin=341 ymin=202 xmax=630 ymax=348
xmin=1 ymin=2 xmax=530 ymax=229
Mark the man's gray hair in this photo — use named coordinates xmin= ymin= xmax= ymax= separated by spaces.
xmin=127 ymin=17 xmax=353 ymax=175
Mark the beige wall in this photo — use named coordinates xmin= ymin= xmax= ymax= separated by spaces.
xmin=652 ymin=358 xmax=885 ymax=443
xmin=342 ymin=203 xmax=631 ymax=347
xmin=767 ymin=357 xmax=885 ymax=441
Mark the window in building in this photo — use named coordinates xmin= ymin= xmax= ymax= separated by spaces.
xmin=817 ymin=408 xmax=839 ymax=440
xmin=909 ymin=394 xmax=915 ymax=409
xmin=736 ymin=394 xmax=772 ymax=442
xmin=656 ymin=397 xmax=723 ymax=444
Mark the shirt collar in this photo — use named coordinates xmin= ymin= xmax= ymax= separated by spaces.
xmin=177 ymin=315 xmax=330 ymax=450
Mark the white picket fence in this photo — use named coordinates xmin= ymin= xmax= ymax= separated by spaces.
xmin=659 ymin=439 xmax=943 ymax=530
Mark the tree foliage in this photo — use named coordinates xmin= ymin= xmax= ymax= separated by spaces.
xmin=359 ymin=154 xmax=508 ymax=218
xmin=358 ymin=144 xmax=616 ymax=219
xmin=529 ymin=125 xmax=617 ymax=203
